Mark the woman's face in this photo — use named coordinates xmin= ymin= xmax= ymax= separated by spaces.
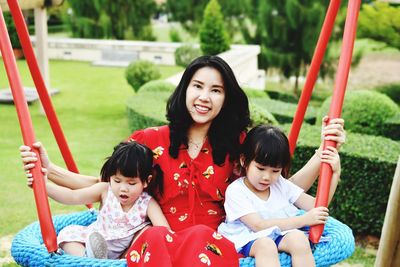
xmin=185 ymin=67 xmax=226 ymax=128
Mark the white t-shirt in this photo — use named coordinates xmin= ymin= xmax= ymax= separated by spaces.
xmin=218 ymin=176 xmax=303 ymax=250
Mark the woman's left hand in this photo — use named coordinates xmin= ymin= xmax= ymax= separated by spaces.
xmin=320 ymin=116 xmax=346 ymax=150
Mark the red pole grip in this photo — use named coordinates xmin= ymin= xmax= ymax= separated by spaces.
xmin=288 ymin=0 xmax=341 ymax=155
xmin=309 ymin=0 xmax=361 ymax=244
xmin=0 ymin=7 xmax=57 ymax=252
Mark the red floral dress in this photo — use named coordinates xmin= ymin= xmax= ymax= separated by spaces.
xmin=126 ymin=125 xmax=240 ymax=267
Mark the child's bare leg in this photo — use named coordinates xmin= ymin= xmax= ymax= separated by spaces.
xmin=249 ymin=237 xmax=280 ymax=267
xmin=60 ymin=242 xmax=86 ymax=257
xmin=278 ymin=230 xmax=315 ymax=267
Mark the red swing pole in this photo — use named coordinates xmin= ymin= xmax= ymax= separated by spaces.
xmin=288 ymin=0 xmax=341 ymax=155
xmin=7 ymin=0 xmax=92 ymax=209
xmin=0 ymin=7 xmax=57 ymax=253
xmin=309 ymin=0 xmax=361 ymax=244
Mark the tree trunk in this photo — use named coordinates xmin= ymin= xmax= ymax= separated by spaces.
xmin=293 ymin=74 xmax=299 ymax=96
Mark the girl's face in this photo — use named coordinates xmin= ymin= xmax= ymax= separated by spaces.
xmin=185 ymin=67 xmax=225 ymax=128
xmin=110 ymin=171 xmax=148 ymax=211
xmin=243 ymin=160 xmax=282 ymax=193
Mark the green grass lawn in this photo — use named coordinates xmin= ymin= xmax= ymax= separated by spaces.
xmin=0 ymin=60 xmax=182 ymax=237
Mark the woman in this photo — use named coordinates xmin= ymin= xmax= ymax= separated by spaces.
xmin=21 ymin=56 xmax=346 ymax=266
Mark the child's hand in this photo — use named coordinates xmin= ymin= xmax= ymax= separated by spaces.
xmin=302 ymin=206 xmax=329 ymax=226
xmin=26 ymin=167 xmax=48 ymax=188
xmin=320 ymin=116 xmax=346 ymax=150
xmin=321 ymin=146 xmax=341 ymax=175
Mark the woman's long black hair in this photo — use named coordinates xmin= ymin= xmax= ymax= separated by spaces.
xmin=167 ymin=55 xmax=250 ymax=165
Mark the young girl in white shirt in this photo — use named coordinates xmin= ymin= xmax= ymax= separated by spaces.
xmin=218 ymin=125 xmax=341 ymax=267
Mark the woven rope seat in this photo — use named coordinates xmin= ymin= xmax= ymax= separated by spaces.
xmin=12 ymin=210 xmax=354 ymax=267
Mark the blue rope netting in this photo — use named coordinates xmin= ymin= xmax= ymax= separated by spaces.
xmin=12 ymin=210 xmax=354 ymax=267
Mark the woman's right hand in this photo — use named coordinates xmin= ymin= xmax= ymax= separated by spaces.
xmin=19 ymin=142 xmax=52 ymax=179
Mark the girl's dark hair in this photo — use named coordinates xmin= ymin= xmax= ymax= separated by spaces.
xmin=100 ymin=142 xmax=153 ymax=184
xmin=242 ymin=125 xmax=291 ymax=177
xmin=166 ymin=55 xmax=250 ymax=165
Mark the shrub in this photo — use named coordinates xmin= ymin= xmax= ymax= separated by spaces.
xmin=169 ymin=27 xmax=182 ymax=42
xmin=126 ymin=92 xmax=169 ymax=131
xmin=281 ymin=123 xmax=400 ymax=236
xmin=266 ymin=89 xmax=298 ymax=103
xmin=199 ymin=0 xmax=230 ymax=55
xmin=249 ymin=102 xmax=278 ymax=127
xmin=317 ymin=90 xmax=399 ymax=136
xmin=244 ymin=88 xmax=269 ymax=98
xmin=138 ymin=80 xmax=175 ymax=93
xmin=375 ymin=83 xmax=400 ymax=105
xmin=383 ymin=113 xmax=400 ymax=140
xmin=125 ymin=60 xmax=161 ymax=92
xmin=252 ymin=98 xmax=317 ymax=124
xmin=175 ymin=44 xmax=202 ymax=68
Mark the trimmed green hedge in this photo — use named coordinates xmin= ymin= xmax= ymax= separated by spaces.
xmin=252 ymin=98 xmax=317 ymax=124
xmin=282 ymin=123 xmax=400 ymax=236
xmin=127 ymin=91 xmax=400 ymax=236
xmin=318 ymin=90 xmax=399 ymax=137
xmin=266 ymin=89 xmax=298 ymax=103
xmin=139 ymin=80 xmax=175 ymax=93
xmin=249 ymin=102 xmax=278 ymax=127
xmin=375 ymin=83 xmax=400 ymax=105
xmin=126 ymin=91 xmax=169 ymax=131
xmin=383 ymin=113 xmax=400 ymax=140
xmin=244 ymin=88 xmax=269 ymax=98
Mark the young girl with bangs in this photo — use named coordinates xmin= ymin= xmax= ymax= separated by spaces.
xmin=26 ymin=141 xmax=169 ymax=259
xmin=219 ymin=125 xmax=341 ymax=267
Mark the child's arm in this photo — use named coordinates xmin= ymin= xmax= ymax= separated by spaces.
xmin=289 ymin=117 xmax=345 ymax=191
xmin=240 ymin=209 xmax=328 ymax=232
xmin=21 ymin=142 xmax=100 ymax=189
xmin=27 ymin=168 xmax=107 ymax=205
xmin=46 ymin=182 xmax=107 ymax=205
xmin=147 ymin=198 xmax=170 ymax=228
xmin=295 ymin=146 xmax=341 ymax=211
xmin=241 ymin=146 xmax=341 ymax=232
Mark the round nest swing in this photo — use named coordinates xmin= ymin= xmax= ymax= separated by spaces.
xmin=12 ymin=210 xmax=355 ymax=267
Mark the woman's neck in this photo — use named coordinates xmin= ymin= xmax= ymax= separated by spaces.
xmin=187 ymin=123 xmax=210 ymax=159
xmin=187 ymin=123 xmax=210 ymax=143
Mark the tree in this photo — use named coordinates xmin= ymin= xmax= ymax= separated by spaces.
xmin=103 ymin=0 xmax=157 ymax=40
xmin=66 ymin=0 xmax=156 ymax=40
xmin=66 ymin=0 xmax=109 ymax=39
xmin=166 ymin=0 xmax=249 ymax=38
xmin=199 ymin=0 xmax=230 ymax=55
xmin=241 ymin=0 xmax=330 ymax=94
xmin=4 ymin=12 xmax=21 ymax=49
xmin=358 ymin=2 xmax=400 ymax=50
